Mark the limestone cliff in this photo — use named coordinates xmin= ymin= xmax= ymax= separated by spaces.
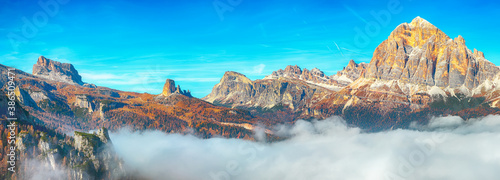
xmin=74 ymin=94 xmax=95 ymax=113
xmin=14 ymin=127 xmax=127 ymax=180
xmin=14 ymin=87 xmax=39 ymax=109
xmin=32 ymin=56 xmax=85 ymax=85
xmin=203 ymin=71 xmax=332 ymax=111
xmin=363 ymin=16 xmax=499 ymax=88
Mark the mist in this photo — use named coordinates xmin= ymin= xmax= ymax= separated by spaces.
xmin=109 ymin=115 xmax=500 ymax=180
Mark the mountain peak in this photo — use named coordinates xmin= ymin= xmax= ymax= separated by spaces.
xmin=388 ymin=16 xmax=449 ymax=48
xmin=347 ymin=59 xmax=357 ymax=69
xmin=37 ymin=56 xmax=50 ymax=66
xmin=221 ymin=71 xmax=252 ymax=84
xmin=409 ymin=16 xmax=434 ymax=28
xmin=364 ymin=17 xmax=499 ymax=89
xmin=202 ymin=71 xmax=253 ymax=104
xmin=33 ymin=56 xmax=84 ymax=85
xmin=454 ymin=35 xmax=465 ymax=44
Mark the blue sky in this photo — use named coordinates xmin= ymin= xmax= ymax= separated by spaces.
xmin=1 ymin=0 xmax=499 ymax=97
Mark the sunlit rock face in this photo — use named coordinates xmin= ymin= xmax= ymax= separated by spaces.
xmin=203 ymin=71 xmax=332 ymax=110
xmin=32 ymin=56 xmax=85 ymax=85
xmin=364 ymin=16 xmax=499 ymax=89
xmin=161 ymin=79 xmax=192 ymax=97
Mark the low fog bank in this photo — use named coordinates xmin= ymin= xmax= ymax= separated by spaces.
xmin=109 ymin=115 xmax=500 ymax=180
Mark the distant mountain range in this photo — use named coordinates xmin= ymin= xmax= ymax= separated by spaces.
xmin=1 ymin=16 xmax=499 ymax=179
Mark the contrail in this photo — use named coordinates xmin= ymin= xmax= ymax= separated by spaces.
xmin=343 ymin=4 xmax=368 ymax=23
xmin=333 ymin=41 xmax=344 ymax=57
xmin=341 ymin=47 xmax=371 ymax=55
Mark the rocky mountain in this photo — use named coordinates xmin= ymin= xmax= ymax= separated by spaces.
xmin=203 ymin=71 xmax=333 ymax=113
xmin=0 ymin=16 xmax=498 ymax=138
xmin=326 ymin=17 xmax=500 ymax=114
xmin=32 ymin=56 xmax=86 ymax=86
xmin=364 ymin=17 xmax=499 ymax=88
xmin=205 ymin=16 xmax=500 ymax=130
xmin=71 ymin=128 xmax=125 ymax=179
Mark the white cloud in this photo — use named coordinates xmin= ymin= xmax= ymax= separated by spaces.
xmin=426 ymin=115 xmax=465 ymax=129
xmin=109 ymin=115 xmax=500 ymax=180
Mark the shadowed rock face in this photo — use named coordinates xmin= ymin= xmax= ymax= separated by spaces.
xmin=32 ymin=56 xmax=84 ymax=85
xmin=364 ymin=16 xmax=499 ymax=89
xmin=14 ymin=87 xmax=39 ymax=109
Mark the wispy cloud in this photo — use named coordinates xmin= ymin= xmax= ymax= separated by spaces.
xmin=252 ymin=64 xmax=266 ymax=75
xmin=333 ymin=41 xmax=344 ymax=57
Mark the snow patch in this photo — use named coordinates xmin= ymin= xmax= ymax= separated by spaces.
xmin=305 ymin=80 xmax=342 ymax=91
xmin=427 ymin=86 xmax=447 ymax=97
xmin=332 ymin=74 xmax=353 ymax=83
xmin=369 ymin=80 xmax=395 ymax=89
xmin=342 ymin=98 xmax=354 ymax=113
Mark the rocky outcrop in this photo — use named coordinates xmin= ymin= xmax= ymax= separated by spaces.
xmin=37 ymin=136 xmax=58 ymax=170
xmin=74 ymin=94 xmax=95 ymax=113
xmin=32 ymin=56 xmax=84 ymax=85
xmin=28 ymin=91 xmax=50 ymax=102
xmin=160 ymin=79 xmax=192 ymax=97
xmin=72 ymin=128 xmax=125 ymax=179
xmin=16 ymin=132 xmax=35 ymax=151
xmin=363 ymin=16 xmax=499 ymax=89
xmin=14 ymin=87 xmax=39 ymax=109
xmin=14 ymin=127 xmax=127 ymax=180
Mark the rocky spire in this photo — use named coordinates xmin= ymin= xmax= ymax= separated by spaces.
xmin=162 ymin=79 xmax=177 ymax=96
xmin=161 ymin=79 xmax=191 ymax=97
